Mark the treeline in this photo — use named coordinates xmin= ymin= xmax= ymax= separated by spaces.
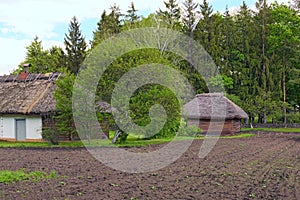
xmin=16 ymin=0 xmax=300 ymax=138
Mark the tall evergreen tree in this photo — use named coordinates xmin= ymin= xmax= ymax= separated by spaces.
xmin=16 ymin=36 xmax=65 ymax=74
xmin=157 ymin=0 xmax=181 ymax=30
xmin=196 ymin=0 xmax=220 ymax=63
xmin=125 ymin=2 xmax=139 ymax=24
xmin=54 ymin=72 xmax=77 ymax=140
xmin=221 ymin=6 xmax=236 ymax=77
xmin=64 ymin=16 xmax=87 ymax=74
xmin=91 ymin=4 xmax=123 ymax=47
xmin=235 ymin=2 xmax=259 ymax=98
xmin=108 ymin=4 xmax=123 ymax=33
xmin=48 ymin=46 xmax=67 ymax=72
xmin=268 ymin=2 xmax=300 ymax=124
xmin=22 ymin=36 xmax=48 ymax=73
xmin=92 ymin=10 xmax=108 ymax=47
xmin=182 ymin=0 xmax=199 ymax=36
xmin=182 ymin=0 xmax=199 ymax=74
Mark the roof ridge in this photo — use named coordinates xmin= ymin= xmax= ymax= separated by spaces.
xmin=0 ymin=72 xmax=61 ymax=83
xmin=224 ymin=96 xmax=248 ymax=118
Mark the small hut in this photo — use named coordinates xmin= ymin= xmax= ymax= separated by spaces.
xmin=183 ymin=93 xmax=248 ymax=135
xmin=0 ymin=72 xmax=61 ymax=141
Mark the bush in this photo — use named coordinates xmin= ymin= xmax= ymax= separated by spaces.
xmin=112 ymin=130 xmax=129 ymax=144
xmin=186 ymin=125 xmax=202 ymax=137
xmin=286 ymin=113 xmax=300 ymax=123
xmin=177 ymin=119 xmax=201 ymax=137
xmin=42 ymin=128 xmax=59 ymax=145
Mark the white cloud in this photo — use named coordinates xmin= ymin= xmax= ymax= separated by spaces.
xmin=0 ymin=37 xmax=63 ymax=75
xmin=0 ymin=0 xmax=291 ymax=39
xmin=0 ymin=0 xmax=164 ymax=38
xmin=0 ymin=0 xmax=165 ymax=75
xmin=0 ymin=0 xmax=292 ymax=75
xmin=0 ymin=37 xmax=30 ymax=75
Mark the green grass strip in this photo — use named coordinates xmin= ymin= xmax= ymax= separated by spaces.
xmin=0 ymin=133 xmax=255 ymax=148
xmin=0 ymin=169 xmax=57 ymax=184
xmin=241 ymin=127 xmax=300 ymax=133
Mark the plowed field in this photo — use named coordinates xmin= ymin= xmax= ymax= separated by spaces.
xmin=1 ymin=133 xmax=299 ymax=200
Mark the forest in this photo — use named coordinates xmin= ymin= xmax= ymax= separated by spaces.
xmin=14 ymin=0 xmax=300 ymax=138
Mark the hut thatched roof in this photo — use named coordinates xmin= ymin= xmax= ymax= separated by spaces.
xmin=0 ymin=73 xmax=61 ymax=115
xmin=183 ymin=93 xmax=248 ymax=120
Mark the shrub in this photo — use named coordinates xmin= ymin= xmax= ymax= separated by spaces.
xmin=177 ymin=119 xmax=201 ymax=137
xmin=286 ymin=113 xmax=300 ymax=123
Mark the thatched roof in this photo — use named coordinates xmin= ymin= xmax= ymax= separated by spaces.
xmin=183 ymin=93 xmax=248 ymax=120
xmin=0 ymin=73 xmax=61 ymax=115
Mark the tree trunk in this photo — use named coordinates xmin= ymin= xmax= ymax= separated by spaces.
xmin=283 ymin=57 xmax=287 ymax=125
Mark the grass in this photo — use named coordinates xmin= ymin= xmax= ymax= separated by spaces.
xmin=0 ymin=140 xmax=84 ymax=148
xmin=241 ymin=127 xmax=300 ymax=133
xmin=0 ymin=133 xmax=255 ymax=148
xmin=220 ymin=133 xmax=255 ymax=139
xmin=0 ymin=169 xmax=57 ymax=184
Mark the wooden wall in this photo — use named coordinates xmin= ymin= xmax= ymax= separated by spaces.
xmin=187 ymin=118 xmax=241 ymax=135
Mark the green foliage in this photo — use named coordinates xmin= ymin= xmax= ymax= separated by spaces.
xmin=156 ymin=0 xmax=182 ymax=30
xmin=11 ymin=1 xmax=300 ymax=143
xmin=182 ymin=0 xmax=199 ymax=34
xmin=242 ymin=127 xmax=300 ymax=133
xmin=208 ymin=75 xmax=233 ymax=92
xmin=54 ymin=72 xmax=77 ymax=140
xmin=42 ymin=127 xmax=59 ymax=145
xmin=113 ymin=130 xmax=129 ymax=144
xmin=97 ymin=48 xmax=192 ymax=138
xmin=0 ymin=140 xmax=85 ymax=148
xmin=177 ymin=119 xmax=201 ymax=137
xmin=125 ymin=2 xmax=140 ymax=25
xmin=15 ymin=37 xmax=66 ymax=74
xmin=286 ymin=113 xmax=300 ymax=123
xmin=0 ymin=169 xmax=57 ymax=184
xmin=64 ymin=16 xmax=87 ymax=74
xmin=91 ymin=4 xmax=122 ymax=47
xmin=129 ymin=84 xmax=181 ymax=138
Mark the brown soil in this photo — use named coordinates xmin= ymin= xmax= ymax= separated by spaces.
xmin=1 ymin=132 xmax=300 ymax=200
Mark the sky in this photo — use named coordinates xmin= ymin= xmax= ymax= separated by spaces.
xmin=0 ymin=0 xmax=289 ymax=75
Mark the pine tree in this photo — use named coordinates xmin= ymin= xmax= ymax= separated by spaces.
xmin=254 ymin=0 xmax=275 ymax=123
xmin=48 ymin=46 xmax=67 ymax=72
xmin=182 ymin=0 xmax=199 ymax=36
xmin=221 ymin=6 xmax=236 ymax=77
xmin=268 ymin=2 xmax=300 ymax=124
xmin=91 ymin=10 xmax=108 ymax=47
xmin=108 ymin=4 xmax=123 ymax=34
xmin=235 ymin=1 xmax=259 ymax=97
xmin=16 ymin=36 xmax=65 ymax=74
xmin=22 ymin=36 xmax=48 ymax=73
xmin=91 ymin=4 xmax=122 ymax=48
xmin=125 ymin=2 xmax=139 ymax=24
xmin=64 ymin=16 xmax=87 ymax=74
xmin=196 ymin=0 xmax=215 ymax=56
xmin=54 ymin=72 xmax=77 ymax=140
xmin=182 ymin=0 xmax=199 ymax=74
xmin=157 ymin=0 xmax=181 ymax=30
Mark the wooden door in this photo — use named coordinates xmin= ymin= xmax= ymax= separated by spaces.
xmin=16 ymin=119 xmax=26 ymax=141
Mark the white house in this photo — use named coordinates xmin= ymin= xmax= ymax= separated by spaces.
xmin=0 ymin=71 xmax=60 ymax=141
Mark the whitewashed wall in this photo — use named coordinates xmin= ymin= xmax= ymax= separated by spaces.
xmin=0 ymin=114 xmax=42 ymax=140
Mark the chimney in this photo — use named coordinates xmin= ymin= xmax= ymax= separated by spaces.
xmin=23 ymin=63 xmax=31 ymax=73
xmin=17 ymin=63 xmax=31 ymax=81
